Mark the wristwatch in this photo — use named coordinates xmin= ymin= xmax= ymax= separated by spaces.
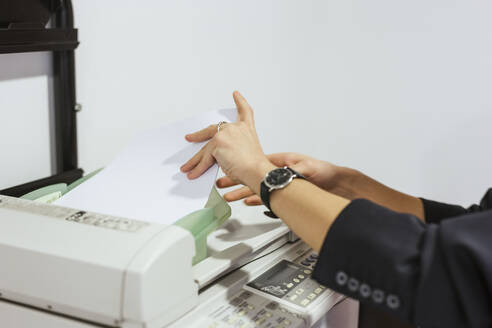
xmin=260 ymin=166 xmax=306 ymax=218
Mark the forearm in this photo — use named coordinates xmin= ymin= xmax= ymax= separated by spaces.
xmin=271 ymin=180 xmax=350 ymax=252
xmin=335 ymin=167 xmax=425 ymax=221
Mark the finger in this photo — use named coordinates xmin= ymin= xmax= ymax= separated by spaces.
xmin=233 ymin=91 xmax=254 ymax=124
xmin=244 ymin=195 xmax=262 ymax=206
xmin=223 ymin=186 xmax=255 ymax=202
xmin=290 ymin=161 xmax=310 ymax=177
xmin=216 ymin=176 xmax=240 ymax=188
xmin=267 ymin=153 xmax=296 ymax=167
xmin=185 ymin=124 xmax=217 ymax=142
xmin=187 ymin=153 xmax=216 ymax=179
xmin=180 ymin=147 xmax=205 ymax=172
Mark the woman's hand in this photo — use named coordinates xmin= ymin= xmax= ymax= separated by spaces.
xmin=181 ymin=91 xmax=275 ymax=194
xmin=217 ymin=153 xmax=346 ymax=205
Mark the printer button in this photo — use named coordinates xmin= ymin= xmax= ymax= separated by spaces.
xmin=300 ymin=299 xmax=310 ymax=306
xmin=239 ymin=291 xmax=252 ymax=299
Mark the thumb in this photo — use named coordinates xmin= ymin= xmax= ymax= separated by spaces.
xmin=233 ymin=91 xmax=254 ymax=124
xmin=289 ymin=161 xmax=311 ymax=179
xmin=267 ymin=153 xmax=298 ymax=167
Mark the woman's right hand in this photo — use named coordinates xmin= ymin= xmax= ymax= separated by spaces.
xmin=217 ymin=152 xmax=345 ymax=205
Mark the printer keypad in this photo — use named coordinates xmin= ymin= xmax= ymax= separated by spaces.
xmin=188 ymin=250 xmax=332 ymax=328
xmin=244 ymin=258 xmax=330 ymax=309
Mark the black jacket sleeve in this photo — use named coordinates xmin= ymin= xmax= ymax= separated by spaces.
xmin=311 ymin=197 xmax=492 ymax=328
xmin=421 ymin=188 xmax=492 ymax=223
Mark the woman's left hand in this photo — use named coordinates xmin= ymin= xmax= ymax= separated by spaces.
xmin=181 ymin=91 xmax=275 ymax=194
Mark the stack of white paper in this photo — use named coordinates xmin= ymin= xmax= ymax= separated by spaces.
xmin=56 ymin=108 xmax=237 ymax=224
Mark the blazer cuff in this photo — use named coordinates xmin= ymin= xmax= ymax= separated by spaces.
xmin=311 ymin=198 xmax=425 ymax=322
xmin=420 ymin=198 xmax=467 ymax=224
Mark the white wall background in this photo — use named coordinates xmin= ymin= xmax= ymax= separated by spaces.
xmin=0 ymin=52 xmax=53 ymax=188
xmin=1 ymin=0 xmax=491 ymax=205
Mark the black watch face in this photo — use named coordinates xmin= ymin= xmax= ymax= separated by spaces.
xmin=266 ymin=168 xmax=293 ymax=187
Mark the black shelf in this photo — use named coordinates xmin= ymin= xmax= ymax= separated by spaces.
xmin=0 ymin=0 xmax=78 ymax=54
xmin=0 ymin=28 xmax=78 ymax=54
xmin=0 ymin=0 xmax=82 ymax=197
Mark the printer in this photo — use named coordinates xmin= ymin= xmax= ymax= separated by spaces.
xmin=0 ymin=193 xmax=358 ymax=328
xmin=0 ymin=1 xmax=358 ymax=327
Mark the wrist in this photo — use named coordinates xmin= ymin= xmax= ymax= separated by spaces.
xmin=243 ymin=159 xmax=277 ymax=195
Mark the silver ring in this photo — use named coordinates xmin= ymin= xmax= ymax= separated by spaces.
xmin=217 ymin=121 xmax=228 ymax=132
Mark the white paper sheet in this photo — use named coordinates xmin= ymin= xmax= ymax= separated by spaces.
xmin=55 ymin=108 xmax=237 ymax=224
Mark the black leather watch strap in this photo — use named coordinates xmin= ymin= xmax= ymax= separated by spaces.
xmin=260 ymin=181 xmax=274 ymax=217
xmin=260 ymin=167 xmax=305 ymax=218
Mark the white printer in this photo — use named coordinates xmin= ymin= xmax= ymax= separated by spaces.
xmin=0 ymin=1 xmax=358 ymax=327
xmin=0 ymin=195 xmax=358 ymax=328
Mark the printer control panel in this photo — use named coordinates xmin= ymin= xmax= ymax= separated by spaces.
xmin=245 ymin=259 xmax=327 ymax=310
xmin=198 ymin=251 xmax=332 ymax=327
xmin=175 ymin=247 xmax=347 ymax=328
xmin=242 ymin=251 xmax=331 ymax=313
